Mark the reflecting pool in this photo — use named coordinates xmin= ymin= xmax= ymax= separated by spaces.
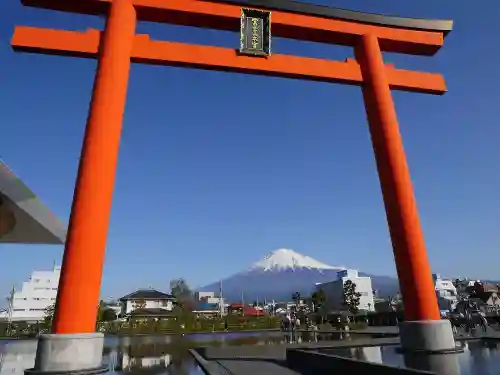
xmin=323 ymin=340 xmax=500 ymax=375
xmin=0 ymin=332 xmax=284 ymax=375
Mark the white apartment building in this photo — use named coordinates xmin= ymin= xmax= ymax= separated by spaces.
xmin=433 ymin=274 xmax=458 ymax=312
xmin=0 ymin=265 xmax=60 ymax=323
xmin=194 ymin=292 xmax=215 ymax=301
xmin=317 ymin=269 xmax=375 ymax=312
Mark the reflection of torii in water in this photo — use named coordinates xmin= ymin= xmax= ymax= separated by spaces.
xmin=453 ymin=299 xmax=488 ymax=335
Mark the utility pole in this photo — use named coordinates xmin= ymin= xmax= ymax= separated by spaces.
xmin=219 ymin=279 xmax=224 ymax=317
xmin=6 ymin=284 xmax=15 ymax=336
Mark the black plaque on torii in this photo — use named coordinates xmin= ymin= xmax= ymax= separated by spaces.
xmin=239 ymin=8 xmax=271 ymax=57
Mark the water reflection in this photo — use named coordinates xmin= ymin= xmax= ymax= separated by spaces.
xmin=0 ymin=341 xmax=37 ymax=375
xmin=0 ymin=332 xmax=283 ymax=375
xmin=326 ymin=346 xmax=383 ymax=364
xmin=403 ymin=352 xmax=461 ymax=375
xmin=325 ymin=341 xmax=500 ymax=375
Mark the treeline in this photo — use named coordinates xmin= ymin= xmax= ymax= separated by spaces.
xmin=99 ymin=316 xmax=281 ymax=335
xmin=0 ymin=316 xmax=281 ymax=338
xmin=0 ymin=321 xmax=47 ymax=338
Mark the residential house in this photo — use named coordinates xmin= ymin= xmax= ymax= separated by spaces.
xmin=119 ymin=289 xmax=175 ymax=319
xmin=433 ymin=274 xmax=458 ymax=312
xmin=470 ymin=292 xmax=500 ymax=314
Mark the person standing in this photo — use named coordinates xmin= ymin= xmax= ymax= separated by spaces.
xmin=295 ymin=316 xmax=301 ymax=343
xmin=290 ymin=314 xmax=296 ymax=343
xmin=283 ymin=314 xmax=291 ymax=343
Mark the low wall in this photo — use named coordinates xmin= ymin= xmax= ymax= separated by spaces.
xmin=189 ymin=349 xmax=228 ymax=375
xmin=287 ymin=349 xmax=434 ymax=375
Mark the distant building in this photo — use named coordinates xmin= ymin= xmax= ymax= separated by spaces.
xmin=194 ymin=291 xmax=225 ymax=306
xmin=0 ymin=265 xmax=60 ymax=323
xmin=194 ymin=292 xmax=215 ymax=301
xmin=482 ymin=283 xmax=500 ymax=293
xmin=433 ymin=274 xmax=458 ymax=312
xmin=119 ymin=289 xmax=175 ymax=318
xmin=194 ymin=291 xmax=226 ymax=314
xmin=316 ymin=269 xmax=375 ymax=312
xmin=227 ymin=304 xmax=265 ymax=317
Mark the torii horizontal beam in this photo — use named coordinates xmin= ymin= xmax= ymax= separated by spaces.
xmin=11 ymin=27 xmax=447 ymax=94
xmin=20 ymin=0 xmax=449 ymax=55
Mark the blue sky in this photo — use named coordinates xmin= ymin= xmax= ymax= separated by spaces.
xmin=0 ymin=0 xmax=499 ymax=301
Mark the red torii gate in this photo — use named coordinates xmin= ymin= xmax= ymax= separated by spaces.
xmin=12 ymin=0 xmax=455 ymax=373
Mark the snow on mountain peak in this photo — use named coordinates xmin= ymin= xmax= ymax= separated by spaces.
xmin=248 ymin=248 xmax=345 ymax=272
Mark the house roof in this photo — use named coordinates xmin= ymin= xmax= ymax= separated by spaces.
xmin=229 ymin=303 xmax=244 ymax=308
xmin=243 ymin=307 xmax=266 ymax=316
xmin=119 ymin=289 xmax=174 ymax=301
xmin=476 ymin=292 xmax=497 ymax=303
xmin=0 ymin=160 xmax=66 ymax=244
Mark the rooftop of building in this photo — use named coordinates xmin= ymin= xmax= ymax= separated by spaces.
xmin=119 ymin=289 xmax=175 ymax=301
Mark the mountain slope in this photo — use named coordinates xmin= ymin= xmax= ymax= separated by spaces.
xmin=199 ymin=248 xmax=399 ymax=302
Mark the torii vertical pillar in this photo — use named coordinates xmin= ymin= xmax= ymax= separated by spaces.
xmin=27 ymin=1 xmax=136 ymax=374
xmin=356 ymin=34 xmax=456 ymax=353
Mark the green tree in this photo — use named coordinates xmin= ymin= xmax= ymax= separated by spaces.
xmin=292 ymin=292 xmax=301 ymax=306
xmin=311 ymin=289 xmax=326 ymax=324
xmin=472 ymin=281 xmax=485 ymax=296
xmin=170 ymin=278 xmax=195 ymax=312
xmin=97 ymin=301 xmax=117 ymax=322
xmin=43 ymin=303 xmax=55 ymax=327
xmin=342 ymin=280 xmax=361 ymax=315
xmin=100 ymin=309 xmax=117 ymax=322
xmin=311 ymin=289 xmax=326 ymax=312
xmin=170 ymin=278 xmax=192 ymax=298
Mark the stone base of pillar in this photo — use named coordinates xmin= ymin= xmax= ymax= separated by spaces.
xmin=398 ymin=320 xmax=460 ymax=354
xmin=25 ymin=333 xmax=108 ymax=375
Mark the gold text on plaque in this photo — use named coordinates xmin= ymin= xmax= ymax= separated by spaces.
xmin=251 ymin=18 xmax=260 ymax=49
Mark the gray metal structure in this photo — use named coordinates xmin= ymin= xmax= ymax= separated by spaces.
xmin=0 ymin=160 xmax=66 ymax=244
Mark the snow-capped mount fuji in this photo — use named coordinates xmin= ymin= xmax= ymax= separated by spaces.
xmin=199 ymin=248 xmax=399 ymax=302
xmin=248 ymin=248 xmax=345 ymax=272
